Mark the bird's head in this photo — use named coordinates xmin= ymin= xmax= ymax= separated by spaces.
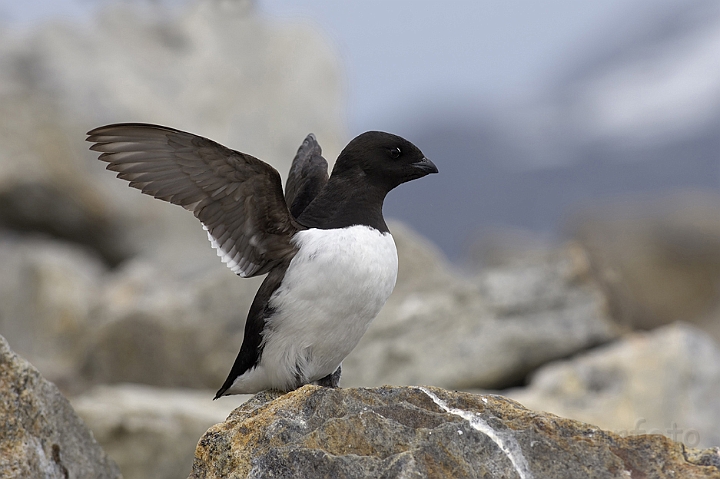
xmin=332 ymin=131 xmax=437 ymax=191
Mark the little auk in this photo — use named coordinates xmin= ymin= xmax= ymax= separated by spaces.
xmin=86 ymin=124 xmax=437 ymax=397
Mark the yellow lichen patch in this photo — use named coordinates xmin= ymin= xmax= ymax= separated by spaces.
xmin=302 ymin=411 xmax=411 ymax=457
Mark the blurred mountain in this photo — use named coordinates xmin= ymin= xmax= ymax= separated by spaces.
xmin=385 ymin=0 xmax=720 ymax=263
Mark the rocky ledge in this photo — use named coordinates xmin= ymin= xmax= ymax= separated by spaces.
xmin=190 ymin=385 xmax=720 ymax=479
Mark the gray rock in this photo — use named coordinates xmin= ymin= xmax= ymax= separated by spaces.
xmin=507 ymin=322 xmax=720 ymax=448
xmin=71 ymin=384 xmax=246 ymax=479
xmin=0 ymin=334 xmax=121 ymax=479
xmin=571 ymin=192 xmax=720 ymax=339
xmin=80 ymin=260 xmax=262 ymax=389
xmin=189 ymin=384 xmax=720 ymax=479
xmin=0 ymin=181 xmax=133 ymax=266
xmin=343 ymin=236 xmax=620 ymax=389
xmin=0 ymin=235 xmax=106 ymax=387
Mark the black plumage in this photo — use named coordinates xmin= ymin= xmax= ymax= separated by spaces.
xmin=87 ymin=123 xmax=298 ymax=278
xmin=284 ymin=133 xmax=329 ymax=219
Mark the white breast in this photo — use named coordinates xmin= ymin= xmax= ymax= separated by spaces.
xmin=252 ymin=225 xmax=398 ymax=391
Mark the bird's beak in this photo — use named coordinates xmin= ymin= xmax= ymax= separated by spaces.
xmin=412 ymin=157 xmax=438 ymax=175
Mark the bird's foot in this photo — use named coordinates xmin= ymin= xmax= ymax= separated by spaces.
xmin=314 ymin=364 xmax=342 ymax=388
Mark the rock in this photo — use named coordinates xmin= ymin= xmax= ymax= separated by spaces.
xmin=71 ymin=384 xmax=246 ymax=479
xmin=190 ymin=385 xmax=720 ymax=479
xmin=571 ymin=191 xmax=720 ymax=338
xmin=0 ymin=234 xmax=106 ymax=388
xmin=80 ymin=260 xmax=262 ymax=389
xmin=0 ymin=181 xmax=133 ymax=267
xmin=343 ymin=239 xmax=621 ymax=389
xmin=507 ymin=322 xmax=720 ymax=448
xmin=0 ymin=334 xmax=120 ymax=479
xmin=389 ymin=220 xmax=458 ymax=293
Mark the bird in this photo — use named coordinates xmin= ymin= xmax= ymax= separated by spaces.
xmin=86 ymin=123 xmax=437 ymax=397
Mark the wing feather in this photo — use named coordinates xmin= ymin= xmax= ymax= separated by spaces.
xmin=284 ymin=133 xmax=329 ymax=219
xmin=87 ymin=123 xmax=299 ymax=277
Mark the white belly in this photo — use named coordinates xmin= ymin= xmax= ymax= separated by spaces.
xmin=235 ymin=225 xmax=398 ymax=392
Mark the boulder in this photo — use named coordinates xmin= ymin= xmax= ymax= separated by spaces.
xmin=0 ymin=181 xmax=132 ymax=266
xmin=571 ymin=191 xmax=720 ymax=339
xmin=343 ymin=238 xmax=621 ymax=389
xmin=0 ymin=234 xmax=106 ymax=388
xmin=0 ymin=334 xmax=120 ymax=479
xmin=190 ymin=385 xmax=720 ymax=479
xmin=507 ymin=322 xmax=720 ymax=448
xmin=79 ymin=260 xmax=262 ymax=389
xmin=71 ymin=384 xmax=246 ymax=479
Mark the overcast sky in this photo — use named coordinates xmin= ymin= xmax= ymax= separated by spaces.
xmin=1 ymin=0 xmax=669 ymax=134
xmin=256 ymin=1 xmax=660 ymax=131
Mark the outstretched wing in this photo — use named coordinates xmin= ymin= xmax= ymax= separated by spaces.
xmin=87 ymin=123 xmax=299 ymax=277
xmin=284 ymin=133 xmax=329 ymax=219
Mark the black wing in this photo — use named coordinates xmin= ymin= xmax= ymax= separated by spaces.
xmin=87 ymin=123 xmax=299 ymax=277
xmin=284 ymin=133 xmax=329 ymax=219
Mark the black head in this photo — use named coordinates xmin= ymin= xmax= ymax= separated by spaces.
xmin=332 ymin=131 xmax=437 ymax=191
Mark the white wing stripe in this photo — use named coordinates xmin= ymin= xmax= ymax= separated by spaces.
xmin=203 ymin=222 xmax=252 ymax=277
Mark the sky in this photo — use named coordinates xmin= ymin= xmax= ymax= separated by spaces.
xmin=0 ymin=0 xmax=668 ymax=135
xmin=256 ymin=1 xmax=672 ymax=136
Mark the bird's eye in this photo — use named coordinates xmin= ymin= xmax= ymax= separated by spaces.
xmin=389 ymin=147 xmax=402 ymax=159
